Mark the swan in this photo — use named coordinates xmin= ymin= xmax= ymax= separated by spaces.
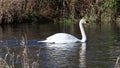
xmin=38 ymin=18 xmax=89 ymax=43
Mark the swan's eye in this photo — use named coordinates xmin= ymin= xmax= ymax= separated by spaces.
xmin=86 ymin=21 xmax=89 ymax=24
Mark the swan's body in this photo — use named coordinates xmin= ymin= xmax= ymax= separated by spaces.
xmin=38 ymin=18 xmax=88 ymax=43
xmin=41 ymin=33 xmax=81 ymax=43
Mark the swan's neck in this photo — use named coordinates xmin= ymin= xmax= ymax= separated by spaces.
xmin=79 ymin=22 xmax=87 ymax=42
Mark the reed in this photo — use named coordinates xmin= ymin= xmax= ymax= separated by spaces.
xmin=0 ymin=56 xmax=9 ymax=68
xmin=0 ymin=34 xmax=40 ymax=68
xmin=20 ymin=34 xmax=40 ymax=68
xmin=0 ymin=46 xmax=15 ymax=68
xmin=114 ymin=55 xmax=120 ymax=68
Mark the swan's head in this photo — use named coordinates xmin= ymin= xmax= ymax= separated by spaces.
xmin=80 ymin=18 xmax=89 ymax=24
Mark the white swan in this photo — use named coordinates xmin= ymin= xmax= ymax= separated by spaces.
xmin=38 ymin=18 xmax=88 ymax=43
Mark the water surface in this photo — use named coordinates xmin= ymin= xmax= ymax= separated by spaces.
xmin=0 ymin=22 xmax=119 ymax=68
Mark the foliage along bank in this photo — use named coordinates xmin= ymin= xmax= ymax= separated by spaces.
xmin=0 ymin=0 xmax=117 ymax=24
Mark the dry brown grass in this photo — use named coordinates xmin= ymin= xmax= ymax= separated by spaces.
xmin=0 ymin=0 xmax=22 ymax=23
xmin=0 ymin=0 xmax=38 ymax=24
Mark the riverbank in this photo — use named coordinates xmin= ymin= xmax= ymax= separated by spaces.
xmin=0 ymin=0 xmax=118 ymax=24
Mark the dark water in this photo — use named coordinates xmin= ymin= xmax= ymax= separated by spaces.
xmin=0 ymin=22 xmax=119 ymax=68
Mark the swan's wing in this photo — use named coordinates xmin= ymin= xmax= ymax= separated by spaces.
xmin=46 ymin=33 xmax=80 ymax=43
xmin=38 ymin=33 xmax=81 ymax=43
xmin=47 ymin=33 xmax=79 ymax=40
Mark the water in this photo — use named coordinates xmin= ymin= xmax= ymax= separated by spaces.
xmin=0 ymin=22 xmax=119 ymax=68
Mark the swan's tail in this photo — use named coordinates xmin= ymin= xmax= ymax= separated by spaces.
xmin=38 ymin=40 xmax=55 ymax=44
xmin=37 ymin=40 xmax=47 ymax=43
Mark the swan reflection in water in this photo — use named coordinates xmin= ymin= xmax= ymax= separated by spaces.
xmin=40 ymin=43 xmax=86 ymax=68
xmin=79 ymin=42 xmax=86 ymax=68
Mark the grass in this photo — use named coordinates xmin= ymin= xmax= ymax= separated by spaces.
xmin=59 ymin=17 xmax=76 ymax=24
